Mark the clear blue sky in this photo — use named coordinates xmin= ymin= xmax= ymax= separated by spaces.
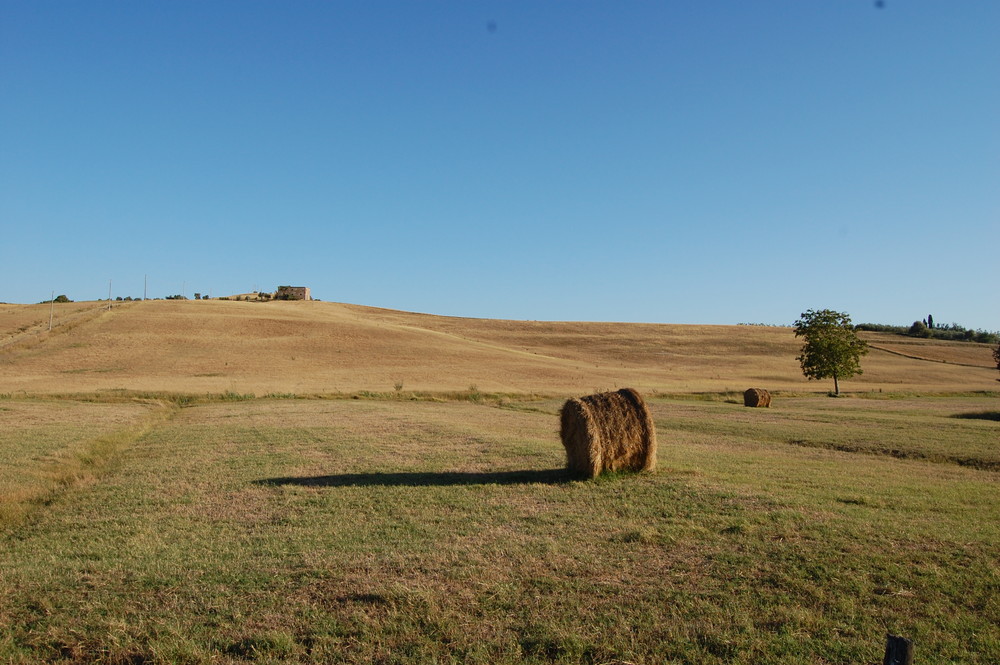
xmin=2 ymin=1 xmax=998 ymax=329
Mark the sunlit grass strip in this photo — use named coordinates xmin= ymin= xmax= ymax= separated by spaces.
xmin=0 ymin=389 xmax=559 ymax=406
xmin=0 ymin=401 xmax=177 ymax=529
xmin=5 ymin=388 xmax=995 ymax=408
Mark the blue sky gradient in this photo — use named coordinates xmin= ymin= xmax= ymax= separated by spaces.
xmin=2 ymin=2 xmax=998 ymax=329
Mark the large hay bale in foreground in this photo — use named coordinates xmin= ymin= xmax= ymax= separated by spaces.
xmin=560 ymin=388 xmax=657 ymax=479
xmin=743 ymin=388 xmax=771 ymax=408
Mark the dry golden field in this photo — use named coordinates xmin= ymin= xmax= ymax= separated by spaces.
xmin=0 ymin=299 xmax=996 ymax=396
xmin=0 ymin=301 xmax=104 ymax=345
xmin=2 ymin=300 xmax=998 ymax=663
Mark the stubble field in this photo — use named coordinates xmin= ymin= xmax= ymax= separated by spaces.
xmin=1 ymin=300 xmax=998 ymax=663
xmin=1 ymin=299 xmax=996 ymax=395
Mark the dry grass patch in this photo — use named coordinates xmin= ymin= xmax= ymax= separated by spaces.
xmin=862 ymin=332 xmax=997 ymax=368
xmin=1 ymin=300 xmax=996 ymax=395
xmin=647 ymin=395 xmax=1000 ymax=470
xmin=0 ymin=302 xmax=99 ymax=340
xmin=0 ymin=397 xmax=171 ymax=526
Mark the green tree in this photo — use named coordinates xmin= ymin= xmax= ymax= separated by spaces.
xmin=993 ymin=342 xmax=1000 ymax=371
xmin=794 ymin=309 xmax=869 ymax=396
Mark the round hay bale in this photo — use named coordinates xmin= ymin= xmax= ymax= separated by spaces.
xmin=743 ymin=388 xmax=771 ymax=408
xmin=559 ymin=388 xmax=657 ymax=479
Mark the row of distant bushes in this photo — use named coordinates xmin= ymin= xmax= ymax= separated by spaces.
xmin=39 ymin=293 xmax=286 ymax=303
xmin=731 ymin=320 xmax=998 ymax=344
xmin=39 ymin=294 xmax=202 ymax=303
xmin=856 ymin=321 xmax=999 ymax=344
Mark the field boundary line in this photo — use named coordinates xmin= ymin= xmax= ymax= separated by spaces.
xmin=0 ymin=302 xmax=131 ymax=353
xmin=0 ymin=399 xmax=179 ymax=529
xmin=867 ymin=343 xmax=992 ymax=369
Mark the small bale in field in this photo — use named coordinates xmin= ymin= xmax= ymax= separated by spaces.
xmin=559 ymin=388 xmax=657 ymax=479
xmin=743 ymin=388 xmax=771 ymax=408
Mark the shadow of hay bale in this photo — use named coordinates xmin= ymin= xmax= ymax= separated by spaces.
xmin=951 ymin=411 xmax=1000 ymax=422
xmin=256 ymin=469 xmax=571 ymax=488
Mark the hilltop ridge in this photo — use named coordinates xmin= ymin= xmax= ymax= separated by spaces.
xmin=0 ymin=299 xmax=996 ymax=395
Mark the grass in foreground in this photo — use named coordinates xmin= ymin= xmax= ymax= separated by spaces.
xmin=0 ymin=398 xmax=169 ymax=526
xmin=0 ymin=395 xmax=997 ymax=664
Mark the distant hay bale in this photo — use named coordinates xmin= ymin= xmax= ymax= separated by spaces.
xmin=743 ymin=388 xmax=771 ymax=408
xmin=559 ymin=388 xmax=657 ymax=479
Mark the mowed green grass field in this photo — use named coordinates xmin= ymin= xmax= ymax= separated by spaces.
xmin=1 ymin=392 xmax=997 ymax=664
xmin=1 ymin=300 xmax=998 ymax=663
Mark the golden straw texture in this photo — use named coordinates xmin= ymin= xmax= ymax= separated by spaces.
xmin=559 ymin=388 xmax=657 ymax=478
xmin=743 ymin=388 xmax=772 ymax=407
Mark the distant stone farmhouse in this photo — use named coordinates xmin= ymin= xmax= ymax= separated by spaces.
xmin=276 ymin=286 xmax=311 ymax=301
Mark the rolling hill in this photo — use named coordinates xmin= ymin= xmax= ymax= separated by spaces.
xmin=1 ymin=299 xmax=996 ymax=395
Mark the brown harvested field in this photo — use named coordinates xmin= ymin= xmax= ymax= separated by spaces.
xmin=0 ymin=299 xmax=996 ymax=395
xmin=0 ymin=302 xmax=105 ymax=348
xmin=864 ymin=333 xmax=998 ymax=367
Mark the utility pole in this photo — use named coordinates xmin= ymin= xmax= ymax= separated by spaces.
xmin=48 ymin=291 xmax=55 ymax=331
xmin=108 ymin=279 xmax=113 ymax=310
xmin=144 ymin=274 xmax=147 ymax=301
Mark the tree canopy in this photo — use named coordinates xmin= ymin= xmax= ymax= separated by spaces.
xmin=794 ymin=309 xmax=869 ymax=395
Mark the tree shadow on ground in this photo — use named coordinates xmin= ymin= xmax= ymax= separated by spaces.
xmin=952 ymin=411 xmax=1000 ymax=422
xmin=256 ymin=469 xmax=572 ymax=488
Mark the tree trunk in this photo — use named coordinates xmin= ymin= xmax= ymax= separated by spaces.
xmin=833 ymin=373 xmax=840 ymax=396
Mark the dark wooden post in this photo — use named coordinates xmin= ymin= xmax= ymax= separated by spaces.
xmin=883 ymin=634 xmax=913 ymax=665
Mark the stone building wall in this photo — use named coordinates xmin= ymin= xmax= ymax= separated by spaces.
xmin=276 ymin=286 xmax=311 ymax=301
